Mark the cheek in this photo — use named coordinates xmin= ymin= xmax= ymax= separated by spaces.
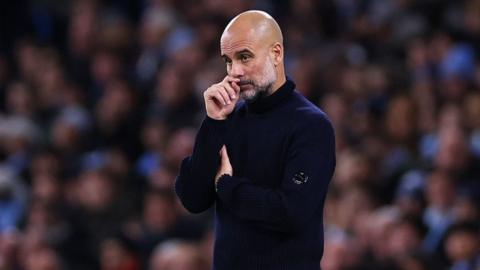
xmin=248 ymin=61 xmax=265 ymax=76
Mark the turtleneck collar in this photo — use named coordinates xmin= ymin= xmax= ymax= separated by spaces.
xmin=246 ymin=78 xmax=295 ymax=114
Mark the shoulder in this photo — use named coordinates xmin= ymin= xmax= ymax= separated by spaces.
xmin=289 ymin=91 xmax=333 ymax=130
xmin=285 ymin=93 xmax=336 ymax=158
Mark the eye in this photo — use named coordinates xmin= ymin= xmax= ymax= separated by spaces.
xmin=240 ymin=54 xmax=251 ymax=63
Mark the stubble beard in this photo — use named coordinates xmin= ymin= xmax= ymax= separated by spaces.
xmin=240 ymin=58 xmax=277 ymax=103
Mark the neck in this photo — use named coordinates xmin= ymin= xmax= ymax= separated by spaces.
xmin=246 ymin=77 xmax=295 ymax=114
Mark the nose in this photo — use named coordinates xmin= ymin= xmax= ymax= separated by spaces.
xmin=229 ymin=61 xmax=244 ymax=78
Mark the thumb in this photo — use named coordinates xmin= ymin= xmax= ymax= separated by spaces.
xmin=223 ymin=146 xmax=230 ymax=163
xmin=220 ymin=145 xmax=230 ymax=164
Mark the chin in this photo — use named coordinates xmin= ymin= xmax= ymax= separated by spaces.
xmin=241 ymin=90 xmax=257 ymax=101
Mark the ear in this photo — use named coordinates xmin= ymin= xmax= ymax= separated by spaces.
xmin=270 ymin=42 xmax=283 ymax=66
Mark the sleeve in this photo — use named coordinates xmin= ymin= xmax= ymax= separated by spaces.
xmin=174 ymin=116 xmax=229 ymax=213
xmin=215 ymin=115 xmax=336 ymax=233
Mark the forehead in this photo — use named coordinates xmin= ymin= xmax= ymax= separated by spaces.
xmin=220 ymin=29 xmax=258 ymax=56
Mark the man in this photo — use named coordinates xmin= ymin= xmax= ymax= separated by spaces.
xmin=175 ymin=10 xmax=336 ymax=270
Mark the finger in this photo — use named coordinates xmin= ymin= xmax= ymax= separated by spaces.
xmin=223 ymin=146 xmax=231 ymax=164
xmin=224 ymin=75 xmax=240 ymax=84
xmin=223 ymin=82 xmax=237 ymax=99
xmin=230 ymin=81 xmax=240 ymax=94
xmin=204 ymin=87 xmax=219 ymax=100
xmin=223 ymin=76 xmax=240 ymax=95
xmin=218 ymin=86 xmax=232 ymax=104
xmin=220 ymin=145 xmax=227 ymax=166
xmin=220 ymin=146 xmax=228 ymax=162
xmin=213 ymin=90 xmax=228 ymax=106
xmin=219 ymin=145 xmax=226 ymax=156
xmin=221 ymin=146 xmax=230 ymax=165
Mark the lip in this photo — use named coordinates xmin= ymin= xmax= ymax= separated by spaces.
xmin=239 ymin=84 xmax=254 ymax=91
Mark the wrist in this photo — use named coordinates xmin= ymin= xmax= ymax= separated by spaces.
xmin=215 ymin=173 xmax=231 ymax=192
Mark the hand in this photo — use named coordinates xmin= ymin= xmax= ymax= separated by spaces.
xmin=204 ymin=76 xmax=241 ymax=120
xmin=216 ymin=145 xmax=233 ymax=184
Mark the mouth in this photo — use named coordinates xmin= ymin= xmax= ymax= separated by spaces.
xmin=239 ymin=83 xmax=254 ymax=92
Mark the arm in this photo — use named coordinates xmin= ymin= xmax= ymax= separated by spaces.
xmin=216 ymin=115 xmax=336 ymax=232
xmin=174 ymin=76 xmax=240 ymax=213
xmin=175 ymin=117 xmax=228 ymax=213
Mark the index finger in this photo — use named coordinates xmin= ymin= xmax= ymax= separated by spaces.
xmin=224 ymin=75 xmax=240 ymax=83
xmin=230 ymin=81 xmax=240 ymax=93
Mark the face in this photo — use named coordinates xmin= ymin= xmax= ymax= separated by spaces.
xmin=445 ymin=231 xmax=478 ymax=262
xmin=220 ymin=31 xmax=277 ymax=102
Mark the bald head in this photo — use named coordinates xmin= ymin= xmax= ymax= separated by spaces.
xmin=221 ymin=10 xmax=283 ymax=46
xmin=220 ymin=10 xmax=286 ymax=98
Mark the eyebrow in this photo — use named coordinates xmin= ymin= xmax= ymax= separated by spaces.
xmin=221 ymin=49 xmax=254 ymax=61
xmin=235 ymin=49 xmax=254 ymax=56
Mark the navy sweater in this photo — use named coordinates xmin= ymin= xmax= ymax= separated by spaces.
xmin=175 ymin=79 xmax=336 ymax=270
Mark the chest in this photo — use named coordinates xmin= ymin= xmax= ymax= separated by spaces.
xmin=225 ymin=116 xmax=291 ymax=187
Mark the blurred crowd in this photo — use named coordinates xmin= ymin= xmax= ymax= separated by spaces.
xmin=0 ymin=0 xmax=479 ymax=269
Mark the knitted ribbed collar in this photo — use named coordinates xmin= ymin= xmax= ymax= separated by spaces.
xmin=246 ymin=78 xmax=295 ymax=114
